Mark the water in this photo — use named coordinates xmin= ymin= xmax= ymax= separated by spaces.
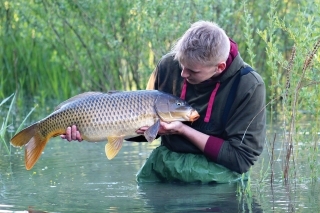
xmin=1 ymin=105 xmax=320 ymax=213
xmin=1 ymin=137 xmax=320 ymax=213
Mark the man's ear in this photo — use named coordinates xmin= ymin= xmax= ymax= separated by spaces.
xmin=217 ymin=62 xmax=226 ymax=74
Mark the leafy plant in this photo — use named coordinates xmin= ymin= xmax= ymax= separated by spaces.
xmin=257 ymin=0 xmax=320 ymax=183
xmin=0 ymin=0 xmax=307 ymax=102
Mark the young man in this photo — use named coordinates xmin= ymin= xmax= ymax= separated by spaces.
xmin=61 ymin=20 xmax=266 ymax=183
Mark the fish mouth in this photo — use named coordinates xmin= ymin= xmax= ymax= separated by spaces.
xmin=189 ymin=110 xmax=200 ymax=122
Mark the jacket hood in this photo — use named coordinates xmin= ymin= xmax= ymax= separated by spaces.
xmin=215 ymin=54 xmax=246 ymax=82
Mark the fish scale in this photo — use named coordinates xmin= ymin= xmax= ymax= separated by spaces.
xmin=10 ymin=90 xmax=200 ymax=170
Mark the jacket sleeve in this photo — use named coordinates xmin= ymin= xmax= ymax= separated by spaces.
xmin=204 ymin=73 xmax=266 ymax=174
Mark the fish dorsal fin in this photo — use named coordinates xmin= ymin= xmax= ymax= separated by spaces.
xmin=107 ymin=90 xmax=122 ymax=95
xmin=105 ymin=136 xmax=124 ymax=159
xmin=144 ymin=119 xmax=160 ymax=142
xmin=54 ymin=92 xmax=103 ymax=111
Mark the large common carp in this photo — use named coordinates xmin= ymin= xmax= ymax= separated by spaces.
xmin=10 ymin=90 xmax=199 ymax=170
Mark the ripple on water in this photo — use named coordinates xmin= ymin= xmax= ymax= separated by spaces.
xmin=1 ymin=138 xmax=320 ymax=212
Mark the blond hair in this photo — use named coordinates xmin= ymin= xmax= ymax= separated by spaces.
xmin=172 ymin=21 xmax=230 ymax=67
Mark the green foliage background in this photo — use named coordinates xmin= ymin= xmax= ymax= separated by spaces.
xmin=1 ymin=0 xmax=317 ymax=102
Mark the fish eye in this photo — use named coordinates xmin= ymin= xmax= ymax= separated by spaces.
xmin=176 ymin=102 xmax=184 ymax=106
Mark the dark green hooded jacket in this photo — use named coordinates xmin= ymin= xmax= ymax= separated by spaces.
xmin=147 ymin=51 xmax=266 ymax=174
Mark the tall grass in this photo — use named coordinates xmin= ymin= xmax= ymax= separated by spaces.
xmin=0 ymin=93 xmax=36 ymax=154
xmin=257 ymin=0 xmax=320 ymax=183
xmin=0 ymin=94 xmax=15 ymax=153
xmin=0 ymin=0 xmax=307 ymax=103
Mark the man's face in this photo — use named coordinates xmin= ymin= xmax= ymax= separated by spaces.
xmin=180 ymin=62 xmax=221 ymax=84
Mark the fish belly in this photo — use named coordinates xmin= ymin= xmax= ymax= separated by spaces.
xmin=80 ymin=116 xmax=156 ymax=142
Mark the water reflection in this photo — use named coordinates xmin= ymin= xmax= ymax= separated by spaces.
xmin=137 ymin=182 xmax=263 ymax=212
xmin=0 ymin=139 xmax=158 ymax=212
xmin=0 ymin=139 xmax=262 ymax=213
xmin=1 ymin=135 xmax=320 ymax=212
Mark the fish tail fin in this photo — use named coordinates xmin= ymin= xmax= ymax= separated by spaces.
xmin=10 ymin=123 xmax=49 ymax=170
xmin=10 ymin=123 xmax=38 ymax=147
xmin=24 ymin=131 xmax=49 ymax=170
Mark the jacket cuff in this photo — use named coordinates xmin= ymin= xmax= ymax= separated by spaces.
xmin=204 ymin=136 xmax=224 ymax=161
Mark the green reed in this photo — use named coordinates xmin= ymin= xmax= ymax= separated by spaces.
xmin=0 ymin=93 xmax=36 ymax=154
xmin=1 ymin=0 xmax=312 ymax=103
xmin=0 ymin=94 xmax=15 ymax=153
xmin=257 ymin=0 xmax=320 ymax=183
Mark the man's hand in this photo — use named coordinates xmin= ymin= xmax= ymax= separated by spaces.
xmin=136 ymin=121 xmax=184 ymax=135
xmin=60 ymin=125 xmax=83 ymax=142
xmin=62 ymin=121 xmax=184 ymax=142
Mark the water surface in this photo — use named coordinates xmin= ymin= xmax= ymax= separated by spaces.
xmin=1 ymin=130 xmax=320 ymax=212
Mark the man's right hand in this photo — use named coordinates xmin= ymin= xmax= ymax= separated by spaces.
xmin=60 ymin=125 xmax=83 ymax=142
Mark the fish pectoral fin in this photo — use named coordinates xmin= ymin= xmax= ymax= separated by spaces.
xmin=144 ymin=119 xmax=160 ymax=142
xmin=105 ymin=136 xmax=124 ymax=160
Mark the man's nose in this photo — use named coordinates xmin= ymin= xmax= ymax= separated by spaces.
xmin=181 ymin=68 xmax=189 ymax=78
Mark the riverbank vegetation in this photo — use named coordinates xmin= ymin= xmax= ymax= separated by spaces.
xmin=1 ymin=0 xmax=320 ymax=183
